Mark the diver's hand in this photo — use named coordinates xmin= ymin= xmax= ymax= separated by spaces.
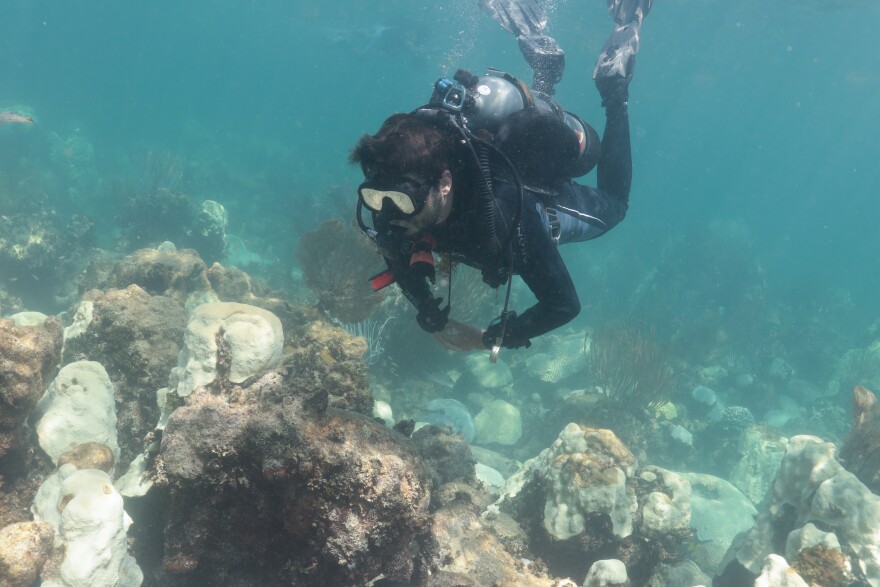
xmin=433 ymin=320 xmax=486 ymax=352
xmin=482 ymin=313 xmax=532 ymax=350
xmin=593 ymin=24 xmax=639 ymax=106
xmin=416 ymin=297 xmax=450 ymax=333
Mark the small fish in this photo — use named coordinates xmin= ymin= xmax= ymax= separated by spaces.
xmin=0 ymin=111 xmax=34 ymax=125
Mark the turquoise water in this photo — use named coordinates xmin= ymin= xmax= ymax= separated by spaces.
xmin=2 ymin=0 xmax=878 ymax=389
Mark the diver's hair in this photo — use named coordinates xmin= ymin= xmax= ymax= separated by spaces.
xmin=349 ymin=113 xmax=458 ymax=183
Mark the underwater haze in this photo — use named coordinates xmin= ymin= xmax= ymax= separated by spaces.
xmin=3 ymin=0 xmax=878 ymax=310
xmin=3 ymin=0 xmax=880 ymax=585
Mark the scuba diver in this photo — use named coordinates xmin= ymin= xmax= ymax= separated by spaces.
xmin=350 ymin=0 xmax=653 ymax=359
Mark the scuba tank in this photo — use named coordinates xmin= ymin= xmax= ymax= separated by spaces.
xmin=429 ymin=69 xmax=601 ymax=187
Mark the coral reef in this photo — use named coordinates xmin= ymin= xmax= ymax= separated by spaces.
xmin=185 ymin=199 xmax=228 ymax=263
xmin=61 ymin=285 xmax=187 ymax=466
xmin=155 ymin=369 xmax=431 ymax=585
xmin=170 ymin=302 xmax=284 ymax=398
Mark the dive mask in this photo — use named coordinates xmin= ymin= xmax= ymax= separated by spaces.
xmin=358 ymin=176 xmax=433 ymax=216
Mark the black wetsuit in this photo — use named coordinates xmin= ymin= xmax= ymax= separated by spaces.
xmin=376 ymin=101 xmax=631 ymax=345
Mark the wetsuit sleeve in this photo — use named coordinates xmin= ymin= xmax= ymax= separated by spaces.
xmin=505 ymin=209 xmax=581 ymax=343
xmin=596 ymin=100 xmax=632 ymax=209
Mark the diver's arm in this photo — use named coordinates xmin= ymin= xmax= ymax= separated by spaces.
xmin=483 ymin=214 xmax=580 ymax=348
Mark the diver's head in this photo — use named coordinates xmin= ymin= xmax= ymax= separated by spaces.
xmin=351 ymin=114 xmax=457 ymax=235
xmin=350 ymin=113 xmax=456 ymax=185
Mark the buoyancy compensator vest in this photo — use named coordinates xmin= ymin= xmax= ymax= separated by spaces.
xmin=428 ymin=69 xmax=601 ymax=188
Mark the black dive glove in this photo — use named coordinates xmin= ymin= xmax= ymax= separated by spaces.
xmin=416 ymin=297 xmax=450 ymax=333
xmin=482 ymin=311 xmax=532 ymax=350
xmin=593 ymin=24 xmax=638 ymax=107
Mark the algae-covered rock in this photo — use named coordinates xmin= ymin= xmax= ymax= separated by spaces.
xmin=0 ymin=521 xmax=55 ymax=587
xmin=0 ymin=317 xmax=63 ymax=459
xmin=107 ymin=247 xmax=211 ymax=302
xmin=474 ymin=399 xmax=522 ymax=446
xmin=157 ymin=371 xmax=430 ymax=586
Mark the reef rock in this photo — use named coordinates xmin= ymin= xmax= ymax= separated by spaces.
xmin=107 ymin=247 xmax=211 ymax=302
xmin=62 ymin=285 xmax=186 ymax=465
xmin=171 ymin=302 xmax=283 ymax=397
xmin=33 ymin=361 xmax=119 ymax=466
xmin=155 ymin=365 xmax=430 ymax=585
xmin=734 ymin=435 xmax=880 ymax=586
xmin=0 ymin=521 xmax=56 ymax=587
xmin=32 ymin=465 xmax=143 ymax=586
xmin=431 ymin=496 xmax=577 ymax=587
xmin=0 ymin=210 xmax=61 ymax=279
xmin=412 ymin=424 xmax=475 ymax=488
xmin=285 ymin=319 xmax=373 ymax=414
xmin=0 ymin=317 xmax=63 ymax=459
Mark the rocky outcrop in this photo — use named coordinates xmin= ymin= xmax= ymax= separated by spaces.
xmin=0 ymin=521 xmax=56 ymax=587
xmin=0 ymin=318 xmax=63 ymax=459
xmin=106 ymin=248 xmax=211 ymax=302
xmin=153 ymin=366 xmax=430 ymax=585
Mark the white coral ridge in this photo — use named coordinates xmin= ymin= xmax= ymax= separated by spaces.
xmin=173 ymin=302 xmax=283 ymax=397
xmin=32 ymin=465 xmax=143 ymax=587
xmin=736 ymin=435 xmax=880 ymax=586
xmin=35 ymin=361 xmax=119 ymax=466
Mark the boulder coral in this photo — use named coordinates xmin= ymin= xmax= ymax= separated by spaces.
xmin=496 ymin=424 xmax=691 ymax=583
xmin=733 ymin=435 xmax=880 ymax=585
xmin=32 ymin=465 xmax=143 ymax=586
